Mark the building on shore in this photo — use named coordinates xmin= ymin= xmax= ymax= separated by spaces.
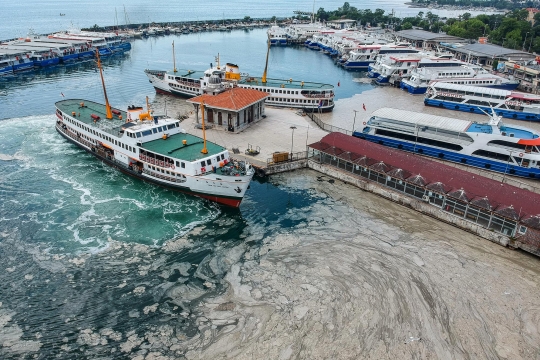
xmin=305 ymin=132 xmax=540 ymax=257
xmin=187 ymin=87 xmax=268 ymax=133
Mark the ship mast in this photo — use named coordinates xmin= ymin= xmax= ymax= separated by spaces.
xmin=200 ymin=99 xmax=208 ymax=154
xmin=262 ymin=35 xmax=270 ymax=84
xmin=172 ymin=40 xmax=177 ymax=73
xmin=95 ymin=50 xmax=113 ymax=120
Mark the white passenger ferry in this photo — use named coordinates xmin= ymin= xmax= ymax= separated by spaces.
xmin=353 ymin=107 xmax=540 ymax=179
xmin=400 ymin=59 xmax=519 ymax=94
xmin=55 ymin=51 xmax=254 ymax=207
xmin=145 ymin=55 xmax=335 ymax=112
xmin=424 ymin=82 xmax=540 ymax=121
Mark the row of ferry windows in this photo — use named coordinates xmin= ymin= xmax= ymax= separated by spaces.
xmin=126 ymin=123 xmax=179 ymax=138
xmin=250 ymin=87 xmax=326 ymax=96
xmin=267 ymin=98 xmax=321 ymax=104
xmin=200 ymin=154 xmax=225 ymax=167
xmin=148 ymin=165 xmax=187 ymax=178
xmin=63 ymin=115 xmax=135 ymax=152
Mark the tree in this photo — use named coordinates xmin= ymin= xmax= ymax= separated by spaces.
xmin=402 ymin=22 xmax=413 ymax=30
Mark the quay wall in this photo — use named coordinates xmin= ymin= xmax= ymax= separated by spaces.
xmin=307 ymin=160 xmax=512 ymax=248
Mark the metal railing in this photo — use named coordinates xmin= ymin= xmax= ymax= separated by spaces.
xmin=310 ymin=148 xmax=521 ymax=238
xmin=266 ymin=151 xmax=307 ymax=166
xmin=305 ymin=112 xmax=353 ymax=135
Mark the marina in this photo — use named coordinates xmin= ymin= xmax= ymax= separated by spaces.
xmin=2 ymin=2 xmax=540 ymax=359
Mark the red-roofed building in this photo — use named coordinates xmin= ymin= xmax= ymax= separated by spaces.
xmin=308 ymin=133 xmax=540 ymax=247
xmin=526 ymin=8 xmax=540 ymax=24
xmin=187 ymin=87 xmax=268 ymax=133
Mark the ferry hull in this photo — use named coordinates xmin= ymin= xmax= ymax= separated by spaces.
xmin=342 ymin=60 xmax=374 ymax=70
xmin=353 ymin=131 xmax=540 ymax=179
xmin=367 ymin=70 xmax=380 ymax=78
xmin=424 ymin=98 xmax=540 ymax=122
xmin=400 ymin=81 xmax=426 ymax=95
xmin=55 ymin=123 xmax=246 ymax=207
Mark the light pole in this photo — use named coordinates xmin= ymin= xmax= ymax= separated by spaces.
xmin=529 ymin=34 xmax=534 ymax=53
xmin=523 ymin=32 xmax=530 ymax=52
xmin=290 ymin=126 xmax=296 ymax=158
xmin=352 ymin=109 xmax=358 ymax=133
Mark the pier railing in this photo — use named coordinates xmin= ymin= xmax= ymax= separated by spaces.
xmin=266 ymin=151 xmax=307 ymax=166
xmin=305 ymin=112 xmax=353 ymax=135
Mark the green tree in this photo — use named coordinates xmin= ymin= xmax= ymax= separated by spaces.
xmin=402 ymin=22 xmax=413 ymax=30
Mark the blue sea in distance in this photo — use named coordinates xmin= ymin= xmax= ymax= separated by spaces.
xmin=1 ymin=0 xmax=496 ymax=40
xmin=0 ymin=2 xmax=532 ymax=360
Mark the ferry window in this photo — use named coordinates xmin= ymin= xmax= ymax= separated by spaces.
xmin=176 ymin=161 xmax=180 ymax=167
xmin=201 ymin=161 xmax=205 ymax=167
xmin=167 ymin=124 xmax=175 ymax=130
xmin=142 ymin=130 xmax=152 ymax=136
xmin=176 ymin=122 xmax=180 ymax=127
xmin=181 ymin=162 xmax=185 ymax=168
xmin=152 ymin=128 xmax=158 ymax=134
xmin=136 ymin=132 xmax=142 ymax=138
xmin=207 ymin=160 xmax=211 ymax=166
xmin=166 ymin=171 xmax=170 ymax=175
xmin=221 ymin=154 xmax=225 ymax=160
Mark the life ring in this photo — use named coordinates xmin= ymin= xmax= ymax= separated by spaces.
xmin=519 ymin=152 xmax=524 ymax=157
xmin=362 ymin=122 xmax=366 ymax=125
xmin=201 ymin=167 xmax=206 ymax=173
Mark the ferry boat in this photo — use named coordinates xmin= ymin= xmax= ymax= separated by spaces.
xmin=267 ymin=24 xmax=288 ymax=45
xmin=341 ymin=44 xmax=418 ymax=70
xmin=145 ymin=52 xmax=335 ymax=112
xmin=0 ymin=49 xmax=34 ymax=72
xmin=368 ymin=54 xmax=423 ymax=85
xmin=55 ymin=51 xmax=255 ymax=207
xmin=400 ymin=60 xmax=519 ymax=94
xmin=353 ymin=107 xmax=540 ymax=179
xmin=424 ymin=82 xmax=540 ymax=121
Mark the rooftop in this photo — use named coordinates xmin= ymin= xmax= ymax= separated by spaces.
xmin=370 ymin=107 xmax=472 ymax=133
xmin=310 ymin=133 xmax=540 ymax=218
xmin=396 ymin=29 xmax=466 ymax=42
xmin=142 ymin=132 xmax=225 ymax=161
xmin=187 ymin=87 xmax=269 ymax=111
xmin=440 ymin=42 xmax=535 ymax=61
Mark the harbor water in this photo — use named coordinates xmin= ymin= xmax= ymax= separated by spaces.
xmin=1 ymin=3 xmax=540 ymax=359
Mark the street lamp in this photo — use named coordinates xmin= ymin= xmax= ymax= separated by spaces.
xmin=523 ymin=32 xmax=530 ymax=52
xmin=290 ymin=126 xmax=296 ymax=158
xmin=352 ymin=109 xmax=359 ymax=133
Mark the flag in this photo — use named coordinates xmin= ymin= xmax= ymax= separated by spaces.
xmin=61 ymin=92 xmax=65 ymax=97
xmin=362 ymin=103 xmax=366 ymax=111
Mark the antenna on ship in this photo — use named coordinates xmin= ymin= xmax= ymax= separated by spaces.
xmin=172 ymin=40 xmax=177 ymax=73
xmin=200 ymin=99 xmax=208 ymax=154
xmin=216 ymin=53 xmax=220 ymax=70
xmin=96 ymin=49 xmax=113 ymax=120
xmin=262 ymin=34 xmax=271 ymax=84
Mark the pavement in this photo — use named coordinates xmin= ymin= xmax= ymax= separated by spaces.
xmin=181 ymin=106 xmax=329 ymax=167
